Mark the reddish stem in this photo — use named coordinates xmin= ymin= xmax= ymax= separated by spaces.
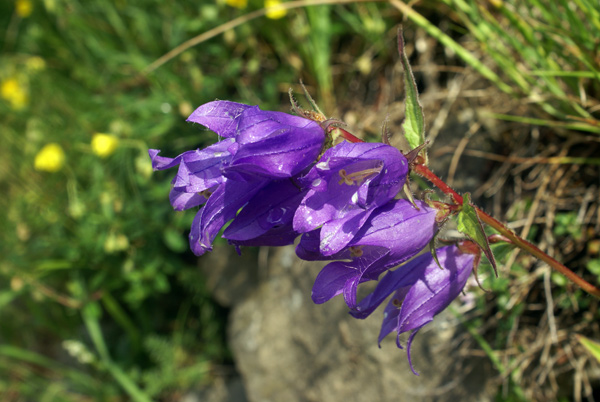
xmin=333 ymin=127 xmax=364 ymax=143
xmin=413 ymin=163 xmax=600 ymax=299
xmin=333 ymin=129 xmax=600 ymax=298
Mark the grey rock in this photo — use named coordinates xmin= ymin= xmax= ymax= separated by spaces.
xmin=225 ymin=246 xmax=496 ymax=402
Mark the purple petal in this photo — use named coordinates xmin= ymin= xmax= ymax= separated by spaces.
xmin=225 ymin=126 xmax=325 ymax=180
xmin=228 ymin=223 xmax=300 ymax=247
xmin=317 ymin=210 xmax=374 ymax=256
xmin=377 ymin=286 xmax=411 ymax=345
xmin=310 ymin=246 xmax=389 ymax=306
xmin=304 ymin=199 xmax=439 ymax=309
xmin=171 ymin=139 xmax=235 ymax=192
xmin=293 ymin=141 xmax=408 ymax=254
xmin=397 ymin=246 xmax=474 ymax=335
xmin=375 ymin=245 xmax=474 ymax=375
xmin=186 ymin=101 xmax=252 ymax=138
xmin=234 ymin=108 xmax=321 ymax=144
xmin=350 ymin=252 xmax=434 ymax=319
xmin=311 ymin=260 xmax=366 ymax=304
xmin=189 ymin=179 xmax=267 ymax=256
xmin=223 ymin=178 xmax=306 ymax=241
xmin=149 ymin=149 xmax=187 ymax=171
xmin=169 ymin=188 xmax=208 ymax=211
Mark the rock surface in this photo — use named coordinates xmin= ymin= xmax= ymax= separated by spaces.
xmin=201 ymin=245 xmax=496 ymax=402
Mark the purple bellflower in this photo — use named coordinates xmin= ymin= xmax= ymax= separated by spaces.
xmin=150 ymin=101 xmax=326 ymax=255
xmin=188 ymin=101 xmax=326 ymax=181
xmin=351 ymin=245 xmax=475 ymax=375
xmin=293 ymin=141 xmax=408 ymax=255
xmin=150 ymin=99 xmax=480 ymax=375
xmin=296 ymin=199 xmax=439 ymax=309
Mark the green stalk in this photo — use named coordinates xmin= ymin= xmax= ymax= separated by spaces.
xmin=82 ymin=302 xmax=153 ymax=402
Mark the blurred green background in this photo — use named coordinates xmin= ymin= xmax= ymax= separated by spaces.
xmin=1 ymin=0 xmax=599 ymax=400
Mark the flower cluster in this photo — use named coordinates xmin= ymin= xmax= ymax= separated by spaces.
xmin=150 ymin=101 xmax=477 ymax=373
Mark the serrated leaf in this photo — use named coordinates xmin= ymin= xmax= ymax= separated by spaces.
xmin=457 ymin=193 xmax=497 ymax=275
xmin=398 ymin=28 xmax=425 ymax=160
xmin=578 ymin=335 xmax=600 ymax=363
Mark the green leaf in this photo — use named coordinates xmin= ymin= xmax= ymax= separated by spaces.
xmin=456 ymin=193 xmax=497 ymax=275
xmin=398 ymin=28 xmax=425 ymax=159
xmin=578 ymin=335 xmax=600 ymax=363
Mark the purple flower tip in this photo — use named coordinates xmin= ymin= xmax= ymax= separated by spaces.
xmin=362 ymin=245 xmax=474 ymax=375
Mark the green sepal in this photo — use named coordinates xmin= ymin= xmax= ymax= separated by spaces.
xmin=456 ymin=193 xmax=497 ymax=275
xmin=398 ymin=28 xmax=426 ymax=163
xmin=402 ymin=182 xmax=419 ymax=210
xmin=429 ymin=240 xmax=443 ymax=270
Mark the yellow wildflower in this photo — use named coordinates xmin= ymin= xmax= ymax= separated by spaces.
xmin=34 ymin=143 xmax=65 ymax=172
xmin=225 ymin=0 xmax=247 ymax=9
xmin=91 ymin=133 xmax=119 ymax=158
xmin=16 ymin=0 xmax=33 ymax=18
xmin=265 ymin=0 xmax=286 ymax=19
xmin=1 ymin=78 xmax=28 ymax=110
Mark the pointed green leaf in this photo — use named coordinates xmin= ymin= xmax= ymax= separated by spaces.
xmin=456 ymin=193 xmax=497 ymax=275
xmin=398 ymin=28 xmax=425 ymax=160
xmin=578 ymin=335 xmax=600 ymax=363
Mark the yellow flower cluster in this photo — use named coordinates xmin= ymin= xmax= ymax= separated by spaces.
xmin=91 ymin=133 xmax=119 ymax=158
xmin=34 ymin=143 xmax=65 ymax=172
xmin=16 ymin=0 xmax=33 ymax=18
xmin=225 ymin=0 xmax=247 ymax=9
xmin=1 ymin=78 xmax=28 ymax=110
xmin=223 ymin=0 xmax=287 ymax=19
xmin=265 ymin=0 xmax=286 ymax=19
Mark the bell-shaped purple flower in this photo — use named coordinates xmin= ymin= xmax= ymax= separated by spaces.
xmin=351 ymin=245 xmax=474 ymax=375
xmin=188 ymin=101 xmax=326 ymax=181
xmin=296 ymin=199 xmax=439 ymax=309
xmin=151 ymin=100 xmax=328 ymax=255
xmin=293 ymin=141 xmax=408 ymax=255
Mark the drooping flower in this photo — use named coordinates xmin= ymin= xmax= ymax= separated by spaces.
xmin=34 ymin=143 xmax=65 ymax=172
xmin=351 ymin=245 xmax=475 ymax=375
xmin=294 ymin=141 xmax=408 ymax=255
xmin=296 ymin=199 xmax=439 ymax=309
xmin=150 ymin=100 xmax=326 ymax=255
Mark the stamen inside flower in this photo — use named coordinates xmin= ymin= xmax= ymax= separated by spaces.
xmin=199 ymin=189 xmax=213 ymax=199
xmin=350 ymin=246 xmax=363 ymax=258
xmin=338 ymin=166 xmax=383 ymax=186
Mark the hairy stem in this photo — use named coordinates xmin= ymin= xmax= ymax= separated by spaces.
xmin=413 ymin=163 xmax=600 ymax=299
